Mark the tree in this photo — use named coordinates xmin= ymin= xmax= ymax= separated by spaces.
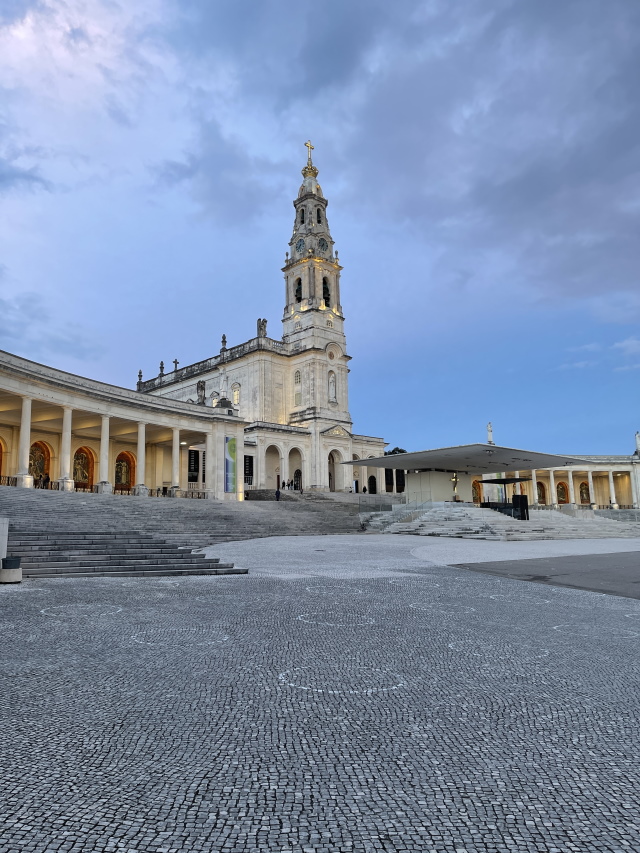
xmin=384 ymin=447 xmax=407 ymax=456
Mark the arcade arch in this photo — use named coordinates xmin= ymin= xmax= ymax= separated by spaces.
xmin=115 ymin=451 xmax=136 ymax=491
xmin=288 ymin=447 xmax=303 ymax=491
xmin=73 ymin=446 xmax=96 ymax=489
xmin=29 ymin=441 xmax=52 ymax=481
xmin=265 ymin=444 xmax=282 ymax=489
xmin=328 ymin=449 xmax=343 ymax=492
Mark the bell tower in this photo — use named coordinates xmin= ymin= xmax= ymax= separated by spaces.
xmin=282 ymin=142 xmax=346 ymax=351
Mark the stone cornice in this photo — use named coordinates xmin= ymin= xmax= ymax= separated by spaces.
xmin=244 ymin=421 xmax=311 ymax=435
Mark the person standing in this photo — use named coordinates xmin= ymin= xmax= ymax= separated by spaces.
xmin=275 ymin=488 xmax=281 ymax=501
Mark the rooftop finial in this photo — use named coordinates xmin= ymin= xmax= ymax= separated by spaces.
xmin=304 ymin=139 xmax=314 ymax=164
xmin=301 ymin=139 xmax=318 ymax=179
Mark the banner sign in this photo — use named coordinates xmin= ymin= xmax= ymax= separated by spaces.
xmin=224 ymin=436 xmax=236 ymax=493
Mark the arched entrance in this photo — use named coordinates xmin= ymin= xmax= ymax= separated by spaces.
xmin=289 ymin=447 xmax=303 ymax=490
xmin=73 ymin=447 xmax=95 ymax=489
xmin=29 ymin=441 xmax=51 ymax=484
xmin=367 ymin=474 xmax=377 ymax=495
xmin=328 ymin=450 xmax=342 ymax=492
xmin=556 ymin=482 xmax=569 ymax=504
xmin=265 ymin=444 xmax=281 ymax=490
xmin=579 ymin=481 xmax=590 ymax=504
xmin=537 ymin=481 xmax=547 ymax=504
xmin=115 ymin=451 xmax=135 ymax=491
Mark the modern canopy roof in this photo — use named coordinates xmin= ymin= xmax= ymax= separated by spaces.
xmin=345 ymin=444 xmax=590 ymax=475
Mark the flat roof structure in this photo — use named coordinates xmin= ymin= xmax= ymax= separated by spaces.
xmin=345 ymin=443 xmax=590 ymax=474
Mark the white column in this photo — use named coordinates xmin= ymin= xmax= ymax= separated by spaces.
xmin=531 ymin=469 xmax=538 ymax=505
xmin=16 ymin=397 xmax=33 ymax=488
xmin=98 ymin=416 xmax=112 ymax=492
xmin=567 ymin=470 xmax=576 ymax=504
xmin=58 ymin=406 xmax=74 ymax=491
xmin=587 ymin=470 xmax=595 ymax=506
xmin=280 ymin=448 xmax=289 ymax=490
xmin=549 ymin=469 xmax=556 ymax=505
xmin=171 ymin=428 xmax=180 ymax=490
xmin=630 ymin=466 xmax=639 ymax=509
xmin=608 ymin=470 xmax=617 ymax=507
xmin=514 ymin=471 xmax=520 ymax=499
xmin=236 ymin=427 xmax=245 ymax=501
xmin=205 ymin=428 xmax=215 ymax=498
xmin=134 ymin=423 xmax=147 ymax=496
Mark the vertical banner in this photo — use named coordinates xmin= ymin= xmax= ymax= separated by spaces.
xmin=224 ymin=436 xmax=236 ymax=493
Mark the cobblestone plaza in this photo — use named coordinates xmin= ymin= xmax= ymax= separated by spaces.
xmin=2 ymin=535 xmax=639 ymax=853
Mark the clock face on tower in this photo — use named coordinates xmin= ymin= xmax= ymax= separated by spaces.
xmin=318 ymin=238 xmax=328 ymax=252
xmin=296 ymin=238 xmax=305 ymax=253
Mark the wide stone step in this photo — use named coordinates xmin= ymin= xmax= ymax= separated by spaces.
xmin=24 ymin=565 xmax=245 ymax=578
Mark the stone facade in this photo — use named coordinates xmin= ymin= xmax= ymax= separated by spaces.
xmin=138 ymin=144 xmax=386 ymax=493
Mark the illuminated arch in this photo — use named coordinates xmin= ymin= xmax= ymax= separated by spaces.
xmin=115 ymin=451 xmax=136 ymax=491
xmin=73 ymin=446 xmax=96 ymax=488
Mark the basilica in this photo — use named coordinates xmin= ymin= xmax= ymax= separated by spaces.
xmin=0 ymin=144 xmax=387 ymax=499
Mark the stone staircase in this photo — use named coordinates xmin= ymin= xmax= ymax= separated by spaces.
xmin=374 ymin=502 xmax=640 ymax=541
xmin=0 ymin=485 xmax=361 ymax=578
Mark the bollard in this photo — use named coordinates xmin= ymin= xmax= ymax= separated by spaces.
xmin=1 ymin=556 xmax=22 ymax=584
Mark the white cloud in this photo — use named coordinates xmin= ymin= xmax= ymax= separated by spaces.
xmin=613 ymin=363 xmax=640 ymax=372
xmin=567 ymin=342 xmax=601 ymax=352
xmin=554 ymin=360 xmax=595 ymax=371
xmin=612 ymin=337 xmax=640 ymax=356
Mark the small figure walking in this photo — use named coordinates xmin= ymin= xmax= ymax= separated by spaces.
xmin=43 ymin=473 xmax=50 ymax=490
xmin=275 ymin=488 xmax=281 ymax=501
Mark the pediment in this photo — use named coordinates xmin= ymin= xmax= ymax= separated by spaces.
xmin=321 ymin=425 xmax=351 ymax=438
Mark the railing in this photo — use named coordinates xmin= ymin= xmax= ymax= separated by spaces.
xmin=138 ymin=336 xmax=289 ymax=391
xmin=113 ymin=487 xmax=132 ymax=495
xmin=178 ymin=490 xmax=207 ymax=499
xmin=74 ymin=484 xmax=93 ymax=493
xmin=244 ymin=475 xmax=254 ymax=486
xmin=0 ymin=476 xmax=17 ymax=487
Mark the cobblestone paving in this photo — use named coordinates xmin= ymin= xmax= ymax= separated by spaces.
xmin=2 ymin=537 xmax=639 ymax=852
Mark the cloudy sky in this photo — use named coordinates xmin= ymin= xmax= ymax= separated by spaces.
xmin=0 ymin=0 xmax=638 ymax=454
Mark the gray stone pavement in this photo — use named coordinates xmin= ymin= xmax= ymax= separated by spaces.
xmin=1 ymin=534 xmax=640 ymax=852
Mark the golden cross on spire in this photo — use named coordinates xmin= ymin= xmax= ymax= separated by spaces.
xmin=304 ymin=139 xmax=314 ymax=163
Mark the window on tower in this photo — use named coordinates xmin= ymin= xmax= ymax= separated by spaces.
xmin=294 ymin=370 xmax=301 ymax=384
xmin=300 ymin=209 xmax=305 ymax=224
xmin=322 ymin=277 xmax=330 ymax=305
xmin=316 ymin=208 xmax=322 ymax=224
xmin=295 ymin=278 xmax=302 ymax=303
xmin=231 ymin=383 xmax=241 ymax=406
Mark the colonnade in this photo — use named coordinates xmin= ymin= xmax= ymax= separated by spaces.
xmin=481 ymin=466 xmax=638 ymax=509
xmin=11 ymin=396 xmax=223 ymax=498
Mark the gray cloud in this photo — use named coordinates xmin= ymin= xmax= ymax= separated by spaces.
xmin=0 ymin=155 xmax=50 ymax=193
xmin=0 ymin=287 xmax=104 ymax=361
xmin=0 ymin=0 xmax=42 ymax=25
